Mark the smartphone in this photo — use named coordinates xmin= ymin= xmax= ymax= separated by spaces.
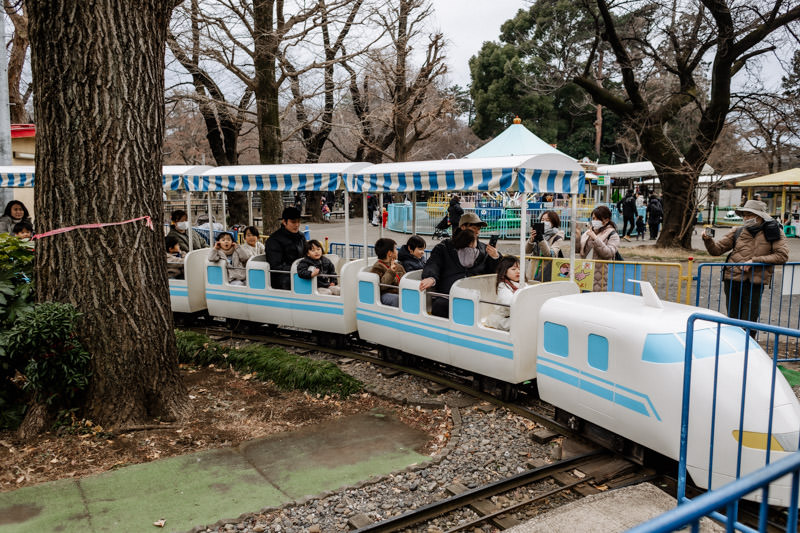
xmin=533 ymin=222 xmax=545 ymax=241
xmin=488 ymin=234 xmax=499 ymax=247
xmin=704 ymin=227 xmax=715 ymax=238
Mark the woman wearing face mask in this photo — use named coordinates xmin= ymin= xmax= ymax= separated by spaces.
xmin=526 ymin=210 xmax=566 ymax=281
xmin=578 ymin=205 xmax=620 ymax=292
xmin=703 ymin=200 xmax=788 ymax=330
xmin=166 ymin=209 xmax=207 ymax=253
xmin=0 ymin=200 xmax=32 ymax=235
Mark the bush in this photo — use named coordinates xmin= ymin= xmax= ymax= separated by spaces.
xmin=175 ymin=330 xmax=362 ymax=397
xmin=1 ymin=302 xmax=91 ymax=406
xmin=0 ymin=234 xmax=35 ymax=326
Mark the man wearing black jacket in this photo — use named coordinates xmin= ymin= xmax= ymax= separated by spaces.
xmin=420 ymin=212 xmax=501 ymax=318
xmin=265 ymin=207 xmax=306 ymax=290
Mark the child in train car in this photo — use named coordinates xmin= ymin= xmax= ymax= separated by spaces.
xmin=397 ymin=235 xmax=426 ymax=272
xmin=369 ymin=238 xmax=406 ymax=306
xmin=485 ymin=256 xmax=521 ymax=331
xmin=165 ymin=235 xmax=186 ymax=279
xmin=240 ymin=226 xmax=265 ymax=258
xmin=208 ymin=232 xmax=250 ymax=286
xmin=12 ymin=221 xmax=33 ymax=240
xmin=297 ymin=239 xmax=340 ymax=295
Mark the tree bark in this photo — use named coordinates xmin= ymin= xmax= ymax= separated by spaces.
xmin=27 ymin=1 xmax=187 ymax=429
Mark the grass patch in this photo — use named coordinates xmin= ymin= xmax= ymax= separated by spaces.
xmin=779 ymin=366 xmax=800 ymax=388
xmin=175 ymin=330 xmax=363 ymax=397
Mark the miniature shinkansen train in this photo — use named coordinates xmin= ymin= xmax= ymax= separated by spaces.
xmin=170 ymin=251 xmax=800 ymax=507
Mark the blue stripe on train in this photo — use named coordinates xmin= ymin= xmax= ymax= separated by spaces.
xmin=537 ymin=358 xmax=659 ymax=420
xmin=206 ymin=290 xmax=343 ymax=315
xmin=357 ymin=307 xmax=514 ymax=348
xmin=356 ymin=311 xmax=514 ymax=360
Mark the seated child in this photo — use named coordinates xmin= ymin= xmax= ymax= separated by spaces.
xmin=635 ymin=215 xmax=645 ymax=240
xmin=208 ymin=232 xmax=250 ymax=286
xmin=397 ymin=234 xmax=426 ymax=272
xmin=369 ymin=238 xmax=406 ymax=306
xmin=485 ymin=256 xmax=520 ymax=331
xmin=240 ymin=226 xmax=265 ymax=257
xmin=165 ymin=235 xmax=186 ymax=279
xmin=296 ymin=239 xmax=340 ymax=295
xmin=12 ymin=221 xmax=33 ymax=240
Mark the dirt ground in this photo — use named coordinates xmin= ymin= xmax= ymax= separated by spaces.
xmin=0 ymin=364 xmax=450 ymax=493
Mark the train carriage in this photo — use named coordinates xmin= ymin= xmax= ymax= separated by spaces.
xmin=346 ymin=154 xmax=586 ymax=383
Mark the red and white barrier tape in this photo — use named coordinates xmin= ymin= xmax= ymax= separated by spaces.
xmin=33 ymin=215 xmax=154 ymax=239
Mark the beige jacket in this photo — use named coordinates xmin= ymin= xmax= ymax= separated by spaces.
xmin=579 ymin=226 xmax=620 ymax=292
xmin=704 ymin=225 xmax=789 ymax=285
xmin=208 ymin=245 xmax=251 ymax=283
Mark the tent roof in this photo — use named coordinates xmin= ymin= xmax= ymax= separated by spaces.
xmin=638 ymin=173 xmax=752 ymax=185
xmin=596 ymin=161 xmax=714 ymax=178
xmin=736 ymin=168 xmax=800 ymax=187
xmin=186 ymin=162 xmax=371 ymax=191
xmin=0 ymin=165 xmax=210 ymax=189
xmin=465 ymin=123 xmax=573 ymax=159
xmin=345 ymin=155 xmax=585 ymax=194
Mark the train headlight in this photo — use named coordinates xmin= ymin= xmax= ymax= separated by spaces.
xmin=732 ymin=430 xmax=799 ymax=452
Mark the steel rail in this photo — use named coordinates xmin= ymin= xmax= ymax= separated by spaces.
xmin=350 ymin=451 xmax=606 ymax=533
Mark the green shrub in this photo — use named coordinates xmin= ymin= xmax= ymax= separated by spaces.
xmin=175 ymin=330 xmax=362 ymax=397
xmin=0 ymin=234 xmax=35 ymax=326
xmin=1 ymin=302 xmax=91 ymax=406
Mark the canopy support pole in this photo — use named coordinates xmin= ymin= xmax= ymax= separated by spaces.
xmin=362 ymin=194 xmax=368 ymax=259
xmin=248 ymin=191 xmax=253 ymax=227
xmin=781 ymin=186 xmax=786 ymax=221
xmin=569 ymin=193 xmax=577 ymax=284
xmin=186 ymin=189 xmax=193 ymax=252
xmin=221 ymin=192 xmax=227 ymax=230
xmin=207 ymin=192 xmax=212 ymax=225
xmin=344 ymin=190 xmax=350 ymax=262
xmin=412 ymin=191 xmax=417 ymax=235
xmin=379 ymin=193 xmax=384 ymax=238
xmin=519 ymin=192 xmax=528 ymax=288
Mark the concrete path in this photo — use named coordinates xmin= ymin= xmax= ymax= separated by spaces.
xmin=0 ymin=408 xmax=431 ymax=533
xmin=505 ymin=483 xmax=724 ymax=533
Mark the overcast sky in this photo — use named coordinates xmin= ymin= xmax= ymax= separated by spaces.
xmin=429 ymin=0 xmax=524 ymax=87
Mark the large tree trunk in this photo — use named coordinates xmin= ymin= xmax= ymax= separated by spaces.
xmin=253 ymin=0 xmax=284 ymax=233
xmin=27 ymin=1 xmax=186 ymax=428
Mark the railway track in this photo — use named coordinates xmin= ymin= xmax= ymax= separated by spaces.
xmin=351 ymin=452 xmax=654 ymax=532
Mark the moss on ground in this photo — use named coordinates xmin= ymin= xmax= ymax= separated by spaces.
xmin=175 ymin=330 xmax=363 ymax=397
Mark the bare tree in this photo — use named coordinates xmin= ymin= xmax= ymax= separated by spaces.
xmin=335 ymin=0 xmax=452 ymax=163
xmin=573 ymin=0 xmax=800 ymax=248
xmin=26 ymin=0 xmax=186 ymax=433
xmin=735 ymin=94 xmax=800 ymax=173
xmin=5 ymin=0 xmax=32 ymax=123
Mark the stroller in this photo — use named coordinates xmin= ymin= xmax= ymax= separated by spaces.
xmin=432 ymin=215 xmax=450 ymax=240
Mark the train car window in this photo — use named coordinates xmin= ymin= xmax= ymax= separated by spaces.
xmin=543 ymin=322 xmax=568 ymax=357
xmin=677 ymin=326 xmax=756 ymax=359
xmin=642 ymin=333 xmax=683 ymax=363
xmin=587 ymin=334 xmax=608 ymax=371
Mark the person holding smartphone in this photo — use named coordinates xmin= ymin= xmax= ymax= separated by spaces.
xmin=419 ymin=212 xmax=501 ymax=318
xmin=526 ymin=210 xmax=566 ymax=281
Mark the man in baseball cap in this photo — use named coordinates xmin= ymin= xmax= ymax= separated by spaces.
xmin=265 ymin=206 xmax=306 ymax=290
xmin=420 ymin=210 xmax=501 ymax=317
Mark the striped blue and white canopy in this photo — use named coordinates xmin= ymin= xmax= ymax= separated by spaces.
xmin=0 ymin=166 xmax=35 ymax=187
xmin=344 ymin=155 xmax=585 ymax=194
xmin=162 ymin=165 xmax=212 ymax=190
xmin=186 ymin=162 xmax=372 ymax=192
xmin=0 ymin=166 xmax=209 ymax=190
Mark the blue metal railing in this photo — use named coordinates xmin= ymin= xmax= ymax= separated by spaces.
xmin=695 ymin=262 xmax=800 ymax=360
xmin=327 ymin=243 xmax=375 ymax=259
xmin=638 ymin=313 xmax=800 ymax=532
